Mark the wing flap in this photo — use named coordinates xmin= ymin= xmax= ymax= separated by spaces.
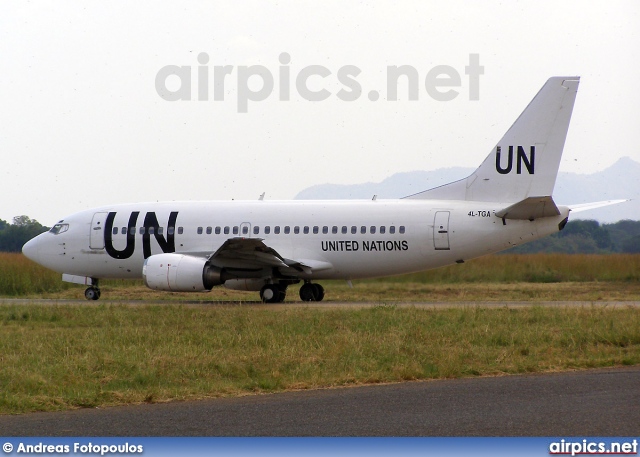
xmin=206 ymin=238 xmax=333 ymax=274
xmin=208 ymin=238 xmax=289 ymax=269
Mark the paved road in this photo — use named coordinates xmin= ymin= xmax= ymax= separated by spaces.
xmin=1 ymin=367 xmax=638 ymax=436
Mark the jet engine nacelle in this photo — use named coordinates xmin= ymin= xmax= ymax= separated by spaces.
xmin=142 ymin=253 xmax=225 ymax=292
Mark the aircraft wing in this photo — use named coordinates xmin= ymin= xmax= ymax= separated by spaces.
xmin=205 ymin=237 xmax=331 ymax=273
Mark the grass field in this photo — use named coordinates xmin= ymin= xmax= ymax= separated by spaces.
xmin=0 ymin=304 xmax=638 ymax=414
xmin=3 ymin=252 xmax=640 ymax=301
xmin=1 ymin=252 xmax=639 ymax=415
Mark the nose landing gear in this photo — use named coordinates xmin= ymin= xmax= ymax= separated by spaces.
xmin=84 ymin=286 xmax=101 ymax=300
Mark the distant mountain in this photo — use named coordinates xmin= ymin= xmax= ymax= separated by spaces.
xmin=295 ymin=157 xmax=638 ymax=223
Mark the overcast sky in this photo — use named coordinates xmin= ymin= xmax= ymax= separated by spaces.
xmin=1 ymin=1 xmax=638 ymax=224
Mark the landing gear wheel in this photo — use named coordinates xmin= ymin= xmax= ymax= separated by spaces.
xmin=260 ymin=284 xmax=286 ymax=303
xmin=299 ymin=283 xmax=325 ymax=302
xmin=84 ymin=287 xmax=100 ymax=301
xmin=299 ymin=283 xmax=314 ymax=301
xmin=312 ymin=283 xmax=324 ymax=301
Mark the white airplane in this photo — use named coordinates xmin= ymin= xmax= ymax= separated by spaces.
xmin=22 ymin=76 xmax=623 ymax=303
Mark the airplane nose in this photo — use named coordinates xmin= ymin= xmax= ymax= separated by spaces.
xmin=22 ymin=235 xmax=42 ymax=263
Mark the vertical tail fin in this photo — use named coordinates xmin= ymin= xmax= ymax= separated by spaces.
xmin=406 ymin=76 xmax=580 ymax=203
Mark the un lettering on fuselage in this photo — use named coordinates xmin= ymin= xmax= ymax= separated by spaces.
xmin=495 ymin=145 xmax=535 ymax=175
xmin=104 ymin=211 xmax=178 ymax=260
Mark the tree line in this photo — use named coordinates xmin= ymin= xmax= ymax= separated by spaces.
xmin=507 ymin=219 xmax=640 ymax=254
xmin=0 ymin=216 xmax=49 ymax=252
xmin=2 ymin=215 xmax=640 ymax=254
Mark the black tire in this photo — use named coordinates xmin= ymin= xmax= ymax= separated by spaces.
xmin=84 ymin=287 xmax=100 ymax=301
xmin=299 ymin=283 xmax=315 ymax=301
xmin=299 ymin=283 xmax=324 ymax=302
xmin=312 ymin=283 xmax=325 ymax=301
xmin=260 ymin=284 xmax=285 ymax=303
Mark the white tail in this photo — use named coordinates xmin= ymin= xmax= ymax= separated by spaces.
xmin=406 ymin=77 xmax=580 ymax=204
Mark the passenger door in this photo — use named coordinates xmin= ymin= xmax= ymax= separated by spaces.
xmin=90 ymin=212 xmax=108 ymax=250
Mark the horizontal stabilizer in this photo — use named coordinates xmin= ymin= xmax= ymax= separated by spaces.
xmin=568 ymin=199 xmax=629 ymax=213
xmin=495 ymin=196 xmax=560 ymax=220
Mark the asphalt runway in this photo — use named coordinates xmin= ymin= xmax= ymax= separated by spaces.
xmin=1 ymin=367 xmax=638 ymax=436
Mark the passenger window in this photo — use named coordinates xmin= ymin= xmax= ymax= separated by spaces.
xmin=389 ymin=226 xmax=395 ymax=234
xmin=370 ymin=226 xmax=376 ymax=234
xmin=323 ymin=226 xmax=328 ymax=234
xmin=332 ymin=226 xmax=338 ymax=234
xmin=148 ymin=227 xmax=155 ymax=235
xmin=224 ymin=226 xmax=230 ymax=234
xmin=215 ymin=226 xmax=221 ymax=234
xmin=130 ymin=227 xmax=136 ymax=235
xmin=139 ymin=227 xmax=146 ymax=235
xmin=233 ymin=226 xmax=239 ymax=235
xmin=361 ymin=226 xmax=366 ymax=234
xmin=265 ymin=226 xmax=271 ymax=234
xmin=158 ymin=227 xmax=164 ymax=235
xmin=253 ymin=226 xmax=259 ymax=235
xmin=242 ymin=226 xmax=248 ymax=235
xmin=121 ymin=227 xmax=126 ymax=235
xmin=178 ymin=227 xmax=184 ymax=235
xmin=274 ymin=226 xmax=280 ymax=234
xmin=284 ymin=226 xmax=290 ymax=234
xmin=206 ymin=227 xmax=212 ymax=235
xmin=313 ymin=226 xmax=319 ymax=234
xmin=341 ymin=226 xmax=347 ymax=234
xmin=380 ymin=226 xmax=386 ymax=234
xmin=112 ymin=227 xmax=118 ymax=235
xmin=351 ymin=226 xmax=357 ymax=234
xmin=168 ymin=227 xmax=175 ymax=235
xmin=197 ymin=227 xmax=203 ymax=235
xmin=304 ymin=226 xmax=310 ymax=234
xmin=400 ymin=226 xmax=405 ymax=234
xmin=294 ymin=226 xmax=299 ymax=234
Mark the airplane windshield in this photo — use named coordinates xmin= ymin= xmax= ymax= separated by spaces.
xmin=49 ymin=224 xmax=69 ymax=235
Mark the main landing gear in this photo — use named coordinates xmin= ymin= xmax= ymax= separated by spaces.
xmin=260 ymin=284 xmax=287 ymax=303
xmin=260 ymin=282 xmax=325 ymax=303
xmin=299 ymin=282 xmax=325 ymax=302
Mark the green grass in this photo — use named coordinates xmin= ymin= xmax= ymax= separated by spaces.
xmin=4 ymin=253 xmax=640 ymax=299
xmin=2 ymin=252 xmax=639 ymax=414
xmin=0 ymin=253 xmax=70 ymax=295
xmin=369 ymin=253 xmax=640 ymax=283
xmin=0 ymin=304 xmax=638 ymax=414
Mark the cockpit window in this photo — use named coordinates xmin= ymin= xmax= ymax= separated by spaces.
xmin=49 ymin=224 xmax=69 ymax=235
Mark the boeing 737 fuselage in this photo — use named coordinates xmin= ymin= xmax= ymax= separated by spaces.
xmin=22 ymin=76 xmax=622 ymax=302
